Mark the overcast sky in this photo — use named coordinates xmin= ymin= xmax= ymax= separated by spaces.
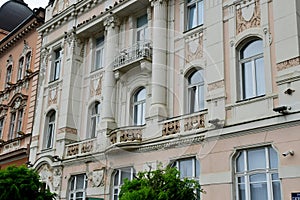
xmin=0 ymin=0 xmax=48 ymax=9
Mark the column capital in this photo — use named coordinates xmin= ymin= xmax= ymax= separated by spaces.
xmin=104 ymin=15 xmax=120 ymax=30
xmin=150 ymin=0 xmax=168 ymax=7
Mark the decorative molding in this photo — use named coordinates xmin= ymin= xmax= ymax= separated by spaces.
xmin=236 ymin=0 xmax=261 ymax=34
xmin=89 ymin=169 xmax=104 ymax=187
xmin=208 ymin=80 xmax=225 ymax=91
xmin=48 ymin=85 xmax=58 ymax=106
xmin=276 ymin=56 xmax=300 ymax=71
xmin=104 ymin=15 xmax=120 ymax=30
xmin=162 ymin=120 xmax=180 ymax=136
xmin=58 ymin=127 xmax=77 ymax=134
xmin=90 ymin=73 xmax=103 ymax=97
xmin=185 ymin=32 xmax=203 ymax=63
xmin=184 ymin=114 xmax=205 ymax=131
xmin=53 ymin=0 xmax=70 ymax=16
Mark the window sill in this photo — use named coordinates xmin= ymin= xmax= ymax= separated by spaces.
xmin=236 ymin=94 xmax=266 ymax=104
xmin=183 ymin=24 xmax=204 ymax=36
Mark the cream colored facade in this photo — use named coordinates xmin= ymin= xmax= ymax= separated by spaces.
xmin=29 ymin=0 xmax=300 ymax=199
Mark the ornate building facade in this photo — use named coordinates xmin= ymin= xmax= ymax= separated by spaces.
xmin=0 ymin=1 xmax=44 ymax=169
xmin=29 ymin=0 xmax=300 ymax=199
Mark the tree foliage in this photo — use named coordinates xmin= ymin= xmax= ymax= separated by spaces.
xmin=119 ymin=165 xmax=203 ymax=200
xmin=0 ymin=165 xmax=56 ymax=200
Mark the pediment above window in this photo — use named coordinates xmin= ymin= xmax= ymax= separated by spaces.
xmin=7 ymin=93 xmax=28 ymax=110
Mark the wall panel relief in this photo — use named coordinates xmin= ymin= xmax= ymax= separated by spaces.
xmin=185 ymin=32 xmax=203 ymax=64
xmin=236 ymin=0 xmax=261 ymax=34
xmin=90 ymin=73 xmax=103 ymax=97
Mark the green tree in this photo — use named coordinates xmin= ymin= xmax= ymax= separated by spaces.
xmin=0 ymin=165 xmax=56 ymax=200
xmin=119 ymin=165 xmax=203 ymax=200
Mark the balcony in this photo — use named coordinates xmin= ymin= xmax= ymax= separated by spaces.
xmin=114 ymin=40 xmax=152 ymax=72
xmin=161 ymin=112 xmax=206 ymax=136
xmin=109 ymin=126 xmax=143 ymax=146
xmin=65 ymin=138 xmax=96 ymax=159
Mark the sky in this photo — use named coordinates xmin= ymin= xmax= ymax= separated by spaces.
xmin=0 ymin=0 xmax=49 ymax=9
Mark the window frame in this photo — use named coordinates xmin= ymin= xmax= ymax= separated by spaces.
xmin=238 ymin=39 xmax=265 ymax=100
xmin=112 ymin=167 xmax=135 ymax=200
xmin=6 ymin=65 xmax=12 ymax=87
xmin=50 ymin=48 xmax=62 ymax=82
xmin=234 ymin=146 xmax=281 ymax=200
xmin=25 ymin=52 xmax=31 ymax=75
xmin=88 ymin=101 xmax=101 ymax=138
xmin=136 ymin=14 xmax=149 ymax=42
xmin=8 ymin=112 xmax=16 ymax=140
xmin=18 ymin=57 xmax=24 ymax=81
xmin=93 ymin=37 xmax=105 ymax=72
xmin=69 ymin=174 xmax=88 ymax=200
xmin=187 ymin=69 xmax=205 ymax=114
xmin=0 ymin=118 xmax=4 ymax=139
xmin=132 ymin=87 xmax=146 ymax=126
xmin=43 ymin=110 xmax=56 ymax=149
xmin=186 ymin=0 xmax=204 ymax=31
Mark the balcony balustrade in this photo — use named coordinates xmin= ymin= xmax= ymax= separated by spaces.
xmin=65 ymin=138 xmax=95 ymax=158
xmin=114 ymin=40 xmax=152 ymax=71
xmin=109 ymin=126 xmax=143 ymax=145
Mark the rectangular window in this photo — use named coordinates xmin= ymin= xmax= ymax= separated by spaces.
xmin=69 ymin=174 xmax=87 ymax=200
xmin=16 ymin=109 xmax=23 ymax=133
xmin=8 ymin=113 xmax=16 ymax=140
xmin=18 ymin=58 xmax=24 ymax=80
xmin=6 ymin=66 xmax=12 ymax=87
xmin=94 ymin=37 xmax=104 ymax=71
xmin=137 ymin=14 xmax=148 ymax=42
xmin=25 ymin=52 xmax=31 ymax=75
xmin=0 ymin=118 xmax=4 ymax=139
xmin=113 ymin=167 xmax=134 ymax=200
xmin=51 ymin=48 xmax=62 ymax=81
xmin=187 ymin=0 xmax=204 ymax=30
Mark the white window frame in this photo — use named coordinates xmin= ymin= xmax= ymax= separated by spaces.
xmin=88 ymin=101 xmax=101 ymax=138
xmin=18 ymin=57 xmax=24 ymax=80
xmin=235 ymin=146 xmax=281 ymax=200
xmin=44 ymin=111 xmax=55 ymax=149
xmin=173 ymin=157 xmax=200 ymax=180
xmin=93 ymin=37 xmax=104 ymax=71
xmin=69 ymin=174 xmax=87 ymax=200
xmin=186 ymin=0 xmax=204 ymax=30
xmin=238 ymin=39 xmax=265 ymax=100
xmin=50 ymin=48 xmax=62 ymax=82
xmin=132 ymin=87 xmax=146 ymax=125
xmin=112 ymin=167 xmax=134 ymax=200
xmin=187 ymin=70 xmax=205 ymax=113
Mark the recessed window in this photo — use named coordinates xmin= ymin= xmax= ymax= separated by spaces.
xmin=8 ymin=112 xmax=16 ymax=140
xmin=235 ymin=146 xmax=281 ymax=200
xmin=187 ymin=0 xmax=204 ymax=30
xmin=44 ymin=110 xmax=56 ymax=149
xmin=133 ymin=87 xmax=146 ymax=125
xmin=18 ymin=57 xmax=24 ymax=80
xmin=88 ymin=101 xmax=101 ymax=138
xmin=16 ymin=109 xmax=23 ymax=133
xmin=113 ymin=167 xmax=134 ymax=200
xmin=94 ymin=37 xmax=104 ymax=71
xmin=50 ymin=48 xmax=62 ymax=82
xmin=137 ymin=14 xmax=148 ymax=42
xmin=6 ymin=65 xmax=12 ymax=87
xmin=25 ymin=52 xmax=31 ymax=75
xmin=172 ymin=157 xmax=200 ymax=180
xmin=239 ymin=39 xmax=265 ymax=100
xmin=187 ymin=70 xmax=204 ymax=113
xmin=0 ymin=118 xmax=4 ymax=139
xmin=69 ymin=174 xmax=87 ymax=200
xmin=8 ymin=109 xmax=23 ymax=140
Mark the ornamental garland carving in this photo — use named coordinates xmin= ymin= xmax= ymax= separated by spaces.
xmin=236 ymin=0 xmax=261 ymax=34
xmin=185 ymin=32 xmax=203 ymax=64
xmin=277 ymin=56 xmax=300 ymax=71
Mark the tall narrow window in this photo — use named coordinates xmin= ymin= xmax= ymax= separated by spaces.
xmin=25 ymin=52 xmax=31 ymax=75
xmin=44 ymin=110 xmax=55 ymax=149
xmin=133 ymin=87 xmax=146 ymax=125
xmin=6 ymin=65 xmax=12 ymax=87
xmin=16 ymin=109 xmax=23 ymax=133
xmin=69 ymin=174 xmax=87 ymax=200
xmin=137 ymin=14 xmax=148 ymax=42
xmin=235 ymin=146 xmax=281 ymax=200
xmin=18 ymin=58 xmax=24 ymax=80
xmin=0 ymin=118 xmax=4 ymax=139
xmin=8 ymin=112 xmax=16 ymax=140
xmin=187 ymin=70 xmax=204 ymax=113
xmin=88 ymin=102 xmax=101 ymax=138
xmin=187 ymin=0 xmax=204 ymax=30
xmin=113 ymin=167 xmax=134 ymax=200
xmin=51 ymin=48 xmax=62 ymax=81
xmin=94 ymin=37 xmax=104 ymax=71
xmin=239 ymin=39 xmax=265 ymax=100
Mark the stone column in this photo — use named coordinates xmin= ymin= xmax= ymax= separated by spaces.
xmin=101 ymin=15 xmax=119 ymax=130
xmin=149 ymin=0 xmax=168 ymax=119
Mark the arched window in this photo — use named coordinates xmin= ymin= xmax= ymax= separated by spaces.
xmin=132 ymin=87 xmax=146 ymax=125
xmin=44 ymin=110 xmax=56 ymax=149
xmin=187 ymin=70 xmax=204 ymax=113
xmin=88 ymin=102 xmax=101 ymax=138
xmin=235 ymin=146 xmax=281 ymax=200
xmin=239 ymin=39 xmax=265 ymax=100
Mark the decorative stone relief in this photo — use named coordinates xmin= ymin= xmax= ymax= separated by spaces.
xmin=39 ymin=164 xmax=53 ymax=183
xmin=0 ymin=107 xmax=8 ymax=118
xmin=52 ymin=167 xmax=62 ymax=191
xmin=184 ymin=114 xmax=205 ymax=131
xmin=208 ymin=80 xmax=224 ymax=91
xmin=277 ymin=56 xmax=300 ymax=71
xmin=58 ymin=127 xmax=77 ymax=135
xmin=90 ymin=73 xmax=103 ymax=97
xmin=90 ymin=169 xmax=104 ymax=187
xmin=48 ymin=85 xmax=58 ymax=105
xmin=64 ymin=30 xmax=84 ymax=58
xmin=162 ymin=120 xmax=180 ymax=136
xmin=119 ymin=129 xmax=142 ymax=142
xmin=53 ymin=0 xmax=70 ymax=16
xmin=185 ymin=32 xmax=203 ymax=63
xmin=67 ymin=144 xmax=79 ymax=156
xmin=236 ymin=0 xmax=261 ymax=34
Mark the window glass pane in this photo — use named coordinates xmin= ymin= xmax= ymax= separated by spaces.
xmin=241 ymin=40 xmax=263 ymax=59
xmin=238 ymin=183 xmax=246 ymax=200
xmin=248 ymin=148 xmax=266 ymax=170
xmin=179 ymin=159 xmax=193 ymax=179
xmin=188 ymin=4 xmax=197 ymax=29
xmin=70 ymin=177 xmax=75 ymax=190
xmin=236 ymin=151 xmax=245 ymax=172
xmin=198 ymin=85 xmax=204 ymax=110
xmin=114 ymin=170 xmax=119 ymax=186
xmin=242 ymin=62 xmax=254 ymax=99
xmin=188 ymin=70 xmax=203 ymax=85
xmin=250 ymin=174 xmax=267 ymax=200
xmin=269 ymin=147 xmax=278 ymax=169
xmin=272 ymin=174 xmax=281 ymax=200
xmin=137 ymin=15 xmax=147 ymax=28
xmin=121 ymin=168 xmax=131 ymax=184
xmin=255 ymin=57 xmax=265 ymax=96
xmin=76 ymin=175 xmax=85 ymax=189
xmin=76 ymin=192 xmax=83 ymax=197
xmin=197 ymin=1 xmax=203 ymax=25
xmin=135 ymin=88 xmax=146 ymax=101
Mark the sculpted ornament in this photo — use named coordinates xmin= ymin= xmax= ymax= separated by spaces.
xmin=52 ymin=167 xmax=62 ymax=191
xmin=90 ymin=170 xmax=104 ymax=187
